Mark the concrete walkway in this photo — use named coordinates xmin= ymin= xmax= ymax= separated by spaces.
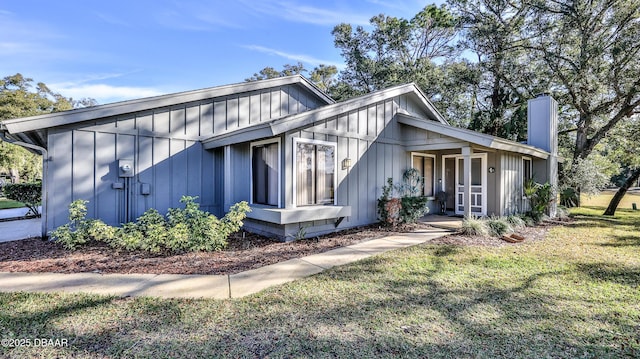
xmin=419 ymin=214 xmax=463 ymax=230
xmin=0 ymin=227 xmax=453 ymax=299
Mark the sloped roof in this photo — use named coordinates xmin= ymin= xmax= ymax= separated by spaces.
xmin=1 ymin=75 xmax=333 ymax=134
xmin=397 ymin=113 xmax=550 ymax=159
xmin=203 ymin=82 xmax=448 ymax=149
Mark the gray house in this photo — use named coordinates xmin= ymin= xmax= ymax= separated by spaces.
xmin=1 ymin=75 xmax=558 ymax=239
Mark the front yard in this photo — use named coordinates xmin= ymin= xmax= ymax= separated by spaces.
xmin=1 ymin=204 xmax=639 ymax=358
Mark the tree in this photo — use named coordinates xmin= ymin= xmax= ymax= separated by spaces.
xmin=245 ymin=62 xmax=307 ymax=82
xmin=331 ymin=4 xmax=479 ymax=121
xmin=528 ymin=0 xmax=640 ymax=162
xmin=450 ymin=0 xmax=550 ymax=140
xmin=602 ymin=116 xmax=640 ymax=215
xmin=309 ymin=64 xmax=338 ymax=93
xmin=0 ymin=73 xmax=87 ymax=182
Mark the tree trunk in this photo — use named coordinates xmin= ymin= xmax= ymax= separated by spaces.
xmin=604 ymin=167 xmax=640 ymax=216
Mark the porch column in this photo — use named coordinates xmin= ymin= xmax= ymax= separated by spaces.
xmin=462 ymin=146 xmax=472 ymax=217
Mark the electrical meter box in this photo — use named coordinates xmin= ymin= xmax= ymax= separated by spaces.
xmin=118 ymin=159 xmax=135 ymax=178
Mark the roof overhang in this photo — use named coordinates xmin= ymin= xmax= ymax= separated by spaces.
xmin=1 ymin=75 xmax=334 ymax=136
xmin=397 ymin=113 xmax=550 ymax=159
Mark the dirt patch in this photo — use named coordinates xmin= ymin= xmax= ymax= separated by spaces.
xmin=0 ymin=220 xmax=566 ymax=275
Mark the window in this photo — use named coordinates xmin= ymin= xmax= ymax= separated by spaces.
xmin=251 ymin=139 xmax=280 ymax=206
xmin=295 ymin=139 xmax=336 ymax=206
xmin=412 ymin=153 xmax=435 ymax=197
xmin=523 ymin=157 xmax=532 ymax=183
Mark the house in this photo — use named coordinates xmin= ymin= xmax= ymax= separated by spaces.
xmin=0 ymin=75 xmax=558 ymax=240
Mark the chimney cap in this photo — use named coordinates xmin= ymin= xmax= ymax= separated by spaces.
xmin=535 ymin=92 xmax=551 ymax=98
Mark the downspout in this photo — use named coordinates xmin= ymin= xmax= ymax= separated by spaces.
xmin=0 ymin=129 xmax=48 ymax=239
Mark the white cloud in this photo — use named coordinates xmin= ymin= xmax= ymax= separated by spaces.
xmin=50 ymin=83 xmax=165 ymax=104
xmin=243 ymin=45 xmax=343 ymax=68
xmin=239 ymin=0 xmax=371 ymax=26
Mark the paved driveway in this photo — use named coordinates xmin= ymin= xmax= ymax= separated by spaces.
xmin=0 ymin=207 xmax=42 ymax=242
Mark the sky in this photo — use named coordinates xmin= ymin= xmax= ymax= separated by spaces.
xmin=1 ymin=0 xmax=441 ymax=105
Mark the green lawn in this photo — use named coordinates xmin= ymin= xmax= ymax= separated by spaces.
xmin=581 ymin=190 xmax=640 ymax=209
xmin=1 ymin=204 xmax=639 ymax=358
xmin=0 ymin=197 xmax=25 ymax=210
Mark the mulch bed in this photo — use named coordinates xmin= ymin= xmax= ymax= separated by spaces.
xmin=0 ymin=220 xmax=568 ymax=275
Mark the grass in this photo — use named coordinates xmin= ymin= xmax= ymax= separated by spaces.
xmin=0 ymin=197 xmax=25 ymax=210
xmin=1 ymin=198 xmax=639 ymax=357
xmin=581 ymin=189 xmax=640 ymax=209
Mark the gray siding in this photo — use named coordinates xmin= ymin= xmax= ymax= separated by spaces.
xmin=500 ymin=152 xmax=525 ymax=215
xmin=283 ymin=96 xmax=413 ymax=229
xmin=45 ymin=84 xmax=325 ymax=232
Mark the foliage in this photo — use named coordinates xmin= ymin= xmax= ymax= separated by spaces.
xmin=0 ymin=73 xmax=97 ymax=182
xmin=485 ymin=216 xmax=512 ymax=237
xmin=400 ymin=196 xmax=430 ymax=224
xmin=287 ymin=226 xmax=308 ymax=242
xmin=50 ymin=197 xmax=250 ymax=253
xmin=559 ymin=188 xmax=578 ymax=208
xmin=524 ymin=179 xmax=554 ymax=222
xmin=460 ymin=214 xmax=488 ymax=236
xmin=245 ymin=62 xmax=307 ymax=81
xmin=2 ymin=182 xmax=41 ymax=215
xmin=378 ymin=170 xmax=430 ymax=226
xmin=505 ymin=214 xmax=526 ymax=229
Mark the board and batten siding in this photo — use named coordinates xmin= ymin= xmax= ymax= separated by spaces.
xmin=499 ymin=152 xmax=525 ymax=215
xmin=283 ymin=94 xmax=425 ymax=229
xmin=45 ymin=84 xmax=324 ymax=232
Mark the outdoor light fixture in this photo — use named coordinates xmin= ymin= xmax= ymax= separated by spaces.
xmin=342 ymin=158 xmax=352 ymax=170
xmin=488 ymin=167 xmax=496 ymax=173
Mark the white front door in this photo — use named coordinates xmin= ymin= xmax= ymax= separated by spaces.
xmin=442 ymin=154 xmax=487 ymax=216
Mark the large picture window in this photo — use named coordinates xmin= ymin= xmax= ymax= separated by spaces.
xmin=411 ymin=153 xmax=435 ymax=197
xmin=295 ymin=139 xmax=336 ymax=206
xmin=251 ymin=140 xmax=280 ymax=206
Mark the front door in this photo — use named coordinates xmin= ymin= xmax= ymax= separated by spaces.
xmin=443 ymin=154 xmax=487 ymax=216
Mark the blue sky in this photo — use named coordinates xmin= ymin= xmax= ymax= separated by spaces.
xmin=1 ymin=0 xmax=440 ymax=104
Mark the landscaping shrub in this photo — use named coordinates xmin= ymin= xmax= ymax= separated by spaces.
xmin=505 ymin=214 xmax=526 ymax=229
xmin=377 ymin=170 xmax=430 ymax=227
xmin=50 ymin=196 xmax=251 ymax=253
xmin=400 ymin=196 xmax=430 ymax=223
xmin=524 ymin=179 xmax=554 ymax=223
xmin=485 ymin=216 xmax=512 ymax=237
xmin=460 ymin=215 xmax=488 ymax=236
xmin=49 ymin=200 xmax=112 ymax=250
xmin=3 ymin=182 xmax=41 ymax=215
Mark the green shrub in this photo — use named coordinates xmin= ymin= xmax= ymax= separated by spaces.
xmin=50 ymin=196 xmax=251 ymax=253
xmin=49 ymin=200 xmax=112 ymax=250
xmin=524 ymin=179 xmax=554 ymax=223
xmin=460 ymin=215 xmax=488 ymax=236
xmin=505 ymin=214 xmax=526 ymax=229
xmin=400 ymin=196 xmax=429 ymax=223
xmin=3 ymin=182 xmax=41 ymax=215
xmin=377 ymin=171 xmax=430 ymax=227
xmin=485 ymin=216 xmax=512 ymax=237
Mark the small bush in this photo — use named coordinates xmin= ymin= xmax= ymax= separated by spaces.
xmin=505 ymin=215 xmax=526 ymax=229
xmin=524 ymin=179 xmax=554 ymax=223
xmin=485 ymin=216 xmax=512 ymax=237
xmin=460 ymin=215 xmax=488 ymax=236
xmin=50 ymin=196 xmax=251 ymax=253
xmin=400 ymin=196 xmax=429 ymax=223
xmin=3 ymin=182 xmax=41 ymax=215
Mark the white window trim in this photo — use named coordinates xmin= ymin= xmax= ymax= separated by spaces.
xmin=442 ymin=153 xmax=487 ymax=216
xmin=250 ymin=138 xmax=282 ymax=208
xmin=292 ymin=137 xmax=338 ymax=208
xmin=410 ymin=152 xmax=436 ymax=197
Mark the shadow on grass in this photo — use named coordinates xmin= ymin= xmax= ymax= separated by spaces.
xmin=575 ymin=262 xmax=640 ymax=287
